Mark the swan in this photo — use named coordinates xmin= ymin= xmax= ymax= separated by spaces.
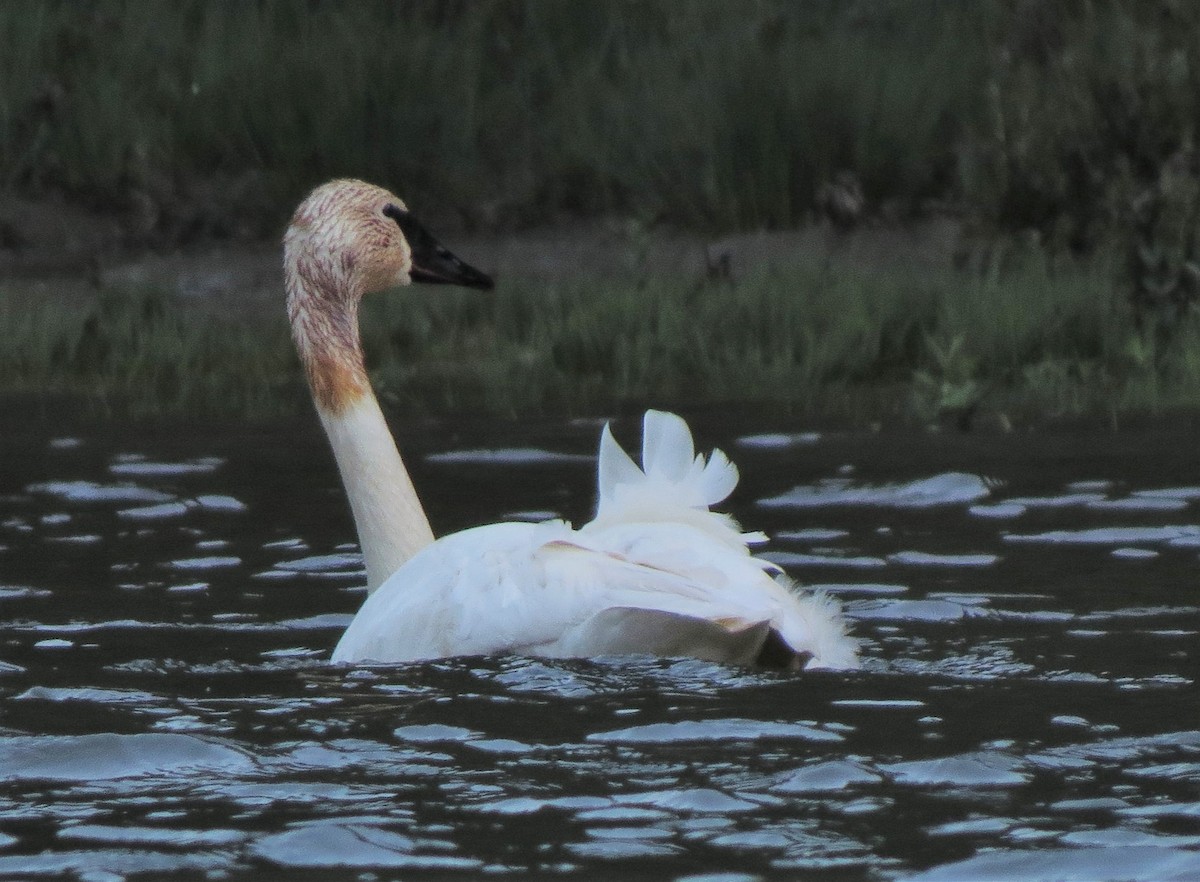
xmin=284 ymin=179 xmax=858 ymax=670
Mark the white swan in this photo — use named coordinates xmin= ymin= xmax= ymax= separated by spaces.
xmin=284 ymin=179 xmax=858 ymax=670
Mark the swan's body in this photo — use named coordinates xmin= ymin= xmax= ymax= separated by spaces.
xmin=285 ymin=179 xmax=857 ymax=670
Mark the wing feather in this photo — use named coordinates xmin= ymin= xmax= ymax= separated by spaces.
xmin=332 ymin=410 xmax=857 ymax=670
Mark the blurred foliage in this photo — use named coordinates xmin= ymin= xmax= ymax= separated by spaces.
xmin=7 ymin=245 xmax=1195 ymax=426
xmin=958 ymin=1 xmax=1200 ymax=339
xmin=3 ymin=1 xmax=1197 ymax=245
xmin=5 ymin=1 xmax=1200 ymax=422
xmin=0 ymin=0 xmax=987 ymax=235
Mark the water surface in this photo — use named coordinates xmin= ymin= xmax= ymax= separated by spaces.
xmin=1 ymin=415 xmax=1198 ymax=880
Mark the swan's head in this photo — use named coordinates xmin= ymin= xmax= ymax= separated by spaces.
xmin=285 ymin=179 xmax=492 ymax=414
xmin=284 ymin=179 xmax=493 ymax=301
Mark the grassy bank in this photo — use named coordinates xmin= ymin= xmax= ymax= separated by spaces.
xmin=6 ymin=246 xmax=1200 ymax=426
xmin=6 ymin=2 xmax=1199 ymax=246
xmin=5 ymin=1 xmax=1200 ymax=425
xmin=1 ymin=1 xmax=989 ymax=236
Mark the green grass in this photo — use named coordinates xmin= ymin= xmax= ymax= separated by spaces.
xmin=0 ymin=1 xmax=990 ymax=233
xmin=5 ymin=247 xmax=1199 ymax=426
xmin=5 ymin=1 xmax=1200 ymax=423
xmin=0 ymin=287 xmax=300 ymax=418
xmin=3 ymin=2 xmax=1198 ymax=251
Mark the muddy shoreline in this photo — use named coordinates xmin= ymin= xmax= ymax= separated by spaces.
xmin=1 ymin=191 xmax=963 ymax=308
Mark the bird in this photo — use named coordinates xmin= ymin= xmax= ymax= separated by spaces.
xmin=284 ymin=179 xmax=858 ymax=670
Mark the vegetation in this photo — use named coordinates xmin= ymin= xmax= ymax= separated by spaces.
xmin=1 ymin=1 xmax=991 ymax=235
xmin=7 ymin=245 xmax=1200 ymax=426
xmin=3 ymin=1 xmax=1200 ymax=423
xmin=4 ymin=2 xmax=1195 ymax=237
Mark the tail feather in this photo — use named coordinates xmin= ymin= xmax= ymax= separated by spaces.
xmin=597 ymin=422 xmax=644 ymax=506
xmin=590 ymin=410 xmax=746 ymax=548
xmin=696 ymin=446 xmax=739 ymax=508
xmin=642 ymin=409 xmax=696 ymax=483
xmin=642 ymin=411 xmax=739 ymax=506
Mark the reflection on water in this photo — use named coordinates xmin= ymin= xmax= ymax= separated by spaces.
xmin=1 ymin=415 xmax=1198 ymax=880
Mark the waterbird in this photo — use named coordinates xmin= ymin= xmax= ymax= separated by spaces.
xmin=284 ymin=179 xmax=858 ymax=669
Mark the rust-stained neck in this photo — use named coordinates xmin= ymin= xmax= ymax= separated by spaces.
xmin=286 ymin=249 xmax=370 ymax=415
xmin=282 ymin=178 xmax=407 ymax=415
xmin=282 ymin=179 xmax=436 ymax=589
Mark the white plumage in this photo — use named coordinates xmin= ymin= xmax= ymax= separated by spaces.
xmin=333 ymin=411 xmax=858 ymax=669
xmin=284 ymin=179 xmax=857 ymax=670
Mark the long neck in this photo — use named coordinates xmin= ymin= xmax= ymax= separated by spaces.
xmin=318 ymin=397 xmax=435 ymax=592
xmin=287 ymin=266 xmax=435 ymax=593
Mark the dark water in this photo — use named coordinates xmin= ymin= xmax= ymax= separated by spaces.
xmin=1 ymin=413 xmax=1198 ymax=881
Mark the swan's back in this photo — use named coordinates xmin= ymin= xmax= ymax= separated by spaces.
xmin=333 ymin=411 xmax=858 ymax=669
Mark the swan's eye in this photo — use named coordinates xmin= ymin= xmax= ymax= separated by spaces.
xmin=383 ymin=204 xmax=434 ymax=250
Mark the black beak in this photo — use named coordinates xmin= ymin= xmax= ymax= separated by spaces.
xmin=383 ymin=204 xmax=493 ymax=290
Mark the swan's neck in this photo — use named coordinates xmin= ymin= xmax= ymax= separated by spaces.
xmin=287 ymin=263 xmax=434 ymax=593
xmin=318 ymin=398 xmax=434 ymax=592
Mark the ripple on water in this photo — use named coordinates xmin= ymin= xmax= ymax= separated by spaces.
xmin=108 ymin=457 xmax=224 ymax=477
xmin=43 ymin=533 xmax=101 ymax=545
xmin=1001 ymin=492 xmax=1107 ymax=508
xmin=675 ymin=873 xmax=763 ymax=882
xmin=566 ymin=838 xmax=683 ymax=860
xmin=898 ymin=845 xmax=1200 ymax=882
xmin=165 ymin=555 xmax=242 ymax=571
xmin=812 ymin=582 xmax=909 ymax=596
xmin=1087 ymin=496 xmax=1190 ymax=512
xmin=773 ymin=527 xmax=850 ymax=542
xmin=1118 ymin=801 xmax=1200 ymax=820
xmin=0 ymin=733 xmax=252 ymax=782
xmin=426 ymin=447 xmax=592 ymax=465
xmin=577 ymin=806 xmax=671 ymax=823
xmin=195 ymin=494 xmax=247 ymax=513
xmin=33 ymin=638 xmax=74 ymax=649
xmin=250 ymin=823 xmax=483 ymax=871
xmin=56 ymin=824 xmax=246 ymax=848
xmin=0 ymin=848 xmax=227 ymax=878
xmin=1124 ymin=762 xmax=1200 ymax=782
xmin=588 ymin=718 xmax=843 ymax=745
xmin=1027 ymin=730 xmax=1200 ymax=774
xmin=772 ymin=760 xmax=882 ymax=793
xmin=26 ymin=481 xmax=175 ymax=504
xmin=880 ymin=751 xmax=1029 ymax=787
xmin=1112 ymin=547 xmax=1160 ymax=559
xmin=263 ymin=537 xmax=309 ymax=551
xmin=1004 ymin=525 xmax=1200 ymax=546
xmin=1135 ymin=484 xmax=1200 ymax=499
xmin=271 ymin=553 xmax=364 ymax=574
xmin=1060 ymin=829 xmax=1200 ymax=848
xmin=471 ymin=795 xmax=610 ymax=816
xmin=117 ymin=501 xmax=191 ymax=521
xmin=969 ymin=502 xmax=1028 ymax=519
xmin=735 ymin=431 xmax=821 ymax=449
xmin=926 ymin=817 xmax=1015 ymax=837
xmin=847 ymin=599 xmax=979 ymax=623
xmin=0 ymin=585 xmax=52 ymax=600
xmin=617 ymin=788 xmax=760 ymax=814
xmin=887 ymin=551 xmax=999 ymax=567
xmin=7 ymin=423 xmax=1200 ymax=881
xmin=587 ymin=825 xmax=674 ymax=840
xmin=13 ymin=686 xmax=164 ymax=706
xmin=758 ymin=472 xmax=991 ymax=509
xmin=760 ymin=550 xmax=887 ymax=569
xmin=392 ymin=724 xmax=478 ymax=743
